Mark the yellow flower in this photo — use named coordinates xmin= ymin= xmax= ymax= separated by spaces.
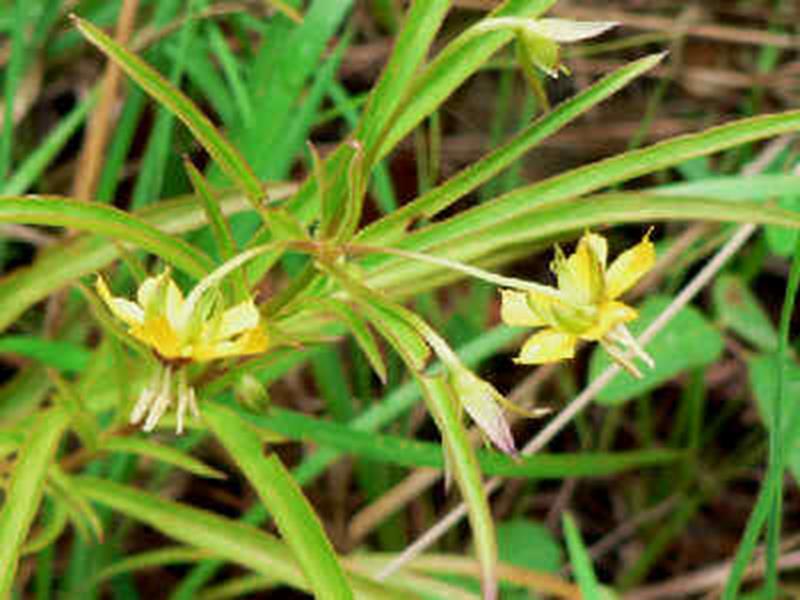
xmin=97 ymin=269 xmax=268 ymax=432
xmin=501 ymin=231 xmax=655 ymax=376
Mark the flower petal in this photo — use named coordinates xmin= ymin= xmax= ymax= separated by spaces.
xmin=606 ymin=233 xmax=655 ymax=299
xmin=137 ymin=271 xmax=167 ymax=309
xmin=500 ymin=289 xmax=545 ymax=327
xmin=582 ymin=231 xmax=608 ymax=269
xmin=554 ymin=236 xmax=605 ymax=305
xmin=164 ymin=278 xmax=187 ymax=334
xmin=216 ymin=301 xmax=260 ymax=340
xmin=132 ymin=316 xmax=183 ymax=359
xmin=527 ymin=18 xmax=617 ymax=42
xmin=580 ymin=301 xmax=638 ymax=341
xmin=96 ymin=276 xmax=144 ymax=326
xmin=192 ymin=326 xmax=268 ymax=361
xmin=515 ymin=329 xmax=577 ymax=364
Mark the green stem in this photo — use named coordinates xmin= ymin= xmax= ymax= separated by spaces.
xmin=346 ymin=243 xmax=562 ymax=298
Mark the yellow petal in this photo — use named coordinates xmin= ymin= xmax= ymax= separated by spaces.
xmin=580 ymin=301 xmax=638 ymax=341
xmin=164 ymin=277 xmax=187 ymax=334
xmin=96 ymin=276 xmax=144 ymax=326
xmin=515 ymin=329 xmax=577 ymax=364
xmin=581 ymin=231 xmax=608 ymax=269
xmin=216 ymin=301 xmax=261 ymax=340
xmin=137 ymin=270 xmax=168 ymax=309
xmin=606 ymin=233 xmax=655 ymax=299
xmin=500 ymin=290 xmax=545 ymax=327
xmin=132 ymin=316 xmax=183 ymax=359
xmin=192 ymin=326 xmax=268 ymax=362
xmin=554 ymin=235 xmax=605 ymax=304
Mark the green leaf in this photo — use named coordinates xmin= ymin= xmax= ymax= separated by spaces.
xmin=375 ymin=0 xmax=557 ymax=161
xmin=589 ymin=295 xmax=724 ymax=406
xmin=204 ymin=403 xmax=355 ymax=600
xmin=2 ymin=88 xmax=97 ymax=195
xmin=0 ymin=196 xmax=214 ymax=278
xmin=48 ymin=370 xmax=99 ymax=451
xmin=0 ymin=409 xmax=69 ymax=596
xmin=365 ymin=193 xmax=800 ymax=294
xmin=417 ymin=374 xmax=498 ymax=599
xmin=47 ymin=465 xmax=104 ymax=543
xmin=368 ymin=109 xmax=800 ymax=274
xmin=498 ymin=520 xmax=563 ymax=573
xmin=316 ymin=299 xmax=387 ymax=383
xmin=0 ymin=336 xmax=90 ymax=373
xmin=93 ymin=547 xmax=211 ymax=585
xmin=71 ymin=476 xmax=411 ymax=599
xmin=244 ymin=405 xmax=680 ymax=478
xmin=358 ymin=52 xmax=665 ymax=244
xmin=357 ymin=0 xmax=451 ymax=165
xmin=101 ymin=437 xmax=226 ymax=479
xmin=21 ymin=497 xmax=69 ymax=556
xmin=319 ymin=261 xmax=431 ymax=371
xmin=72 ymin=16 xmax=265 ymax=208
xmin=656 ymin=174 xmax=800 ymax=201
xmin=748 ymin=354 xmax=800 ymax=483
xmin=713 ymin=275 xmax=778 ymax=352
xmin=766 ymin=195 xmax=800 ymax=257
xmin=184 ymin=159 xmax=248 ymax=299
xmin=563 ymin=513 xmax=603 ymax=599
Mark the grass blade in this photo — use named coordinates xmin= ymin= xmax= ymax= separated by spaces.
xmin=0 ymin=409 xmax=70 ymax=596
xmin=562 ymin=513 xmax=602 ymax=598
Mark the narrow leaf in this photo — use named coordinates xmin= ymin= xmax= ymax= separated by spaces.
xmin=184 ymin=158 xmax=249 ymax=300
xmin=71 ymin=476 xmax=410 ymax=599
xmin=317 ymin=298 xmax=387 ymax=383
xmin=0 ymin=196 xmax=213 ymax=278
xmin=417 ymin=374 xmax=498 ymax=600
xmin=0 ymin=409 xmax=69 ymax=596
xmin=204 ymin=403 xmax=355 ymax=600
xmin=562 ymin=513 xmax=602 ymax=597
xmin=101 ymin=437 xmax=226 ymax=479
xmin=358 ymin=52 xmax=666 ymax=244
xmin=72 ymin=16 xmax=265 ymax=208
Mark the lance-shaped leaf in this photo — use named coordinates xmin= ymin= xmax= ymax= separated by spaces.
xmin=357 ymin=52 xmax=666 ymax=245
xmin=0 ymin=196 xmax=214 ymax=278
xmin=204 ymin=403 xmax=355 ymax=600
xmin=417 ymin=374 xmax=499 ymax=600
xmin=72 ymin=476 xmax=412 ymax=599
xmin=0 ymin=409 xmax=70 ymax=596
xmin=72 ymin=16 xmax=265 ymax=208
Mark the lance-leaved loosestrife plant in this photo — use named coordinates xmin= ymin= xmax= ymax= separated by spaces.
xmin=2 ymin=2 xmax=798 ymax=598
xmin=97 ymin=269 xmax=268 ymax=432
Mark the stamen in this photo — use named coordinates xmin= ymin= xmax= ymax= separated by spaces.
xmin=187 ymin=386 xmax=200 ymax=418
xmin=131 ymin=366 xmax=162 ymax=425
xmin=176 ymin=369 xmax=190 ymax=435
xmin=143 ymin=366 xmax=173 ymax=432
xmin=607 ymin=324 xmax=655 ymax=368
xmin=601 ymin=340 xmax=643 ymax=378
